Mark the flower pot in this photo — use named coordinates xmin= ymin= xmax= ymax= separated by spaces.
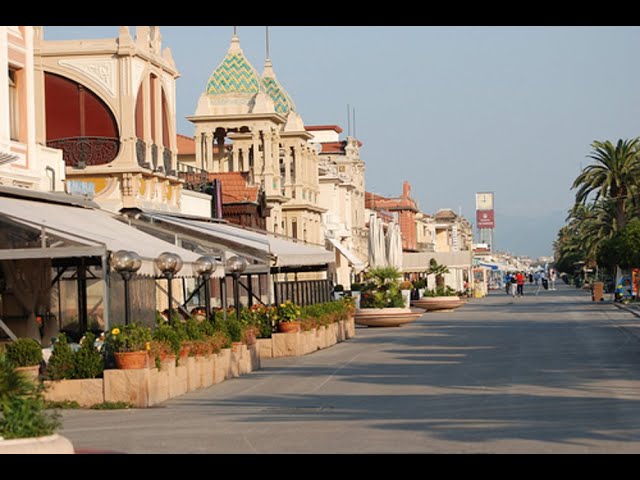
xmin=15 ymin=365 xmax=40 ymax=383
xmin=114 ymin=351 xmax=148 ymax=370
xmin=278 ymin=321 xmax=301 ymax=333
xmin=179 ymin=345 xmax=191 ymax=359
xmin=244 ymin=328 xmax=257 ymax=346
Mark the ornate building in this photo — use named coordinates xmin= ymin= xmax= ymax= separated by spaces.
xmin=35 ymin=26 xmax=188 ymax=213
xmin=0 ymin=26 xmax=65 ymax=192
xmin=308 ymin=125 xmax=366 ymax=287
xmin=366 ymin=181 xmax=419 ymax=252
xmin=183 ymin=33 xmax=325 ymax=244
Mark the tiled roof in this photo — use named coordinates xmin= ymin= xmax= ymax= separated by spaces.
xmin=206 ymin=35 xmax=262 ymax=96
xmin=208 ymin=172 xmax=260 ymax=203
xmin=365 ymin=191 xmax=418 ymax=212
xmin=435 ymin=209 xmax=457 ymax=220
xmin=177 ymin=134 xmax=195 ymax=155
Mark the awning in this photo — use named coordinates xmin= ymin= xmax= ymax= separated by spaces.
xmin=145 ymin=213 xmax=334 ymax=268
xmin=403 ymin=250 xmax=473 ymax=273
xmin=327 ymin=238 xmax=366 ymax=271
xmin=0 ymin=196 xmax=207 ymax=278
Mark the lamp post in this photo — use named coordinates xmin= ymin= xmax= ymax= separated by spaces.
xmin=226 ymin=255 xmax=247 ymax=322
xmin=111 ymin=250 xmax=142 ymax=326
xmin=155 ymin=252 xmax=183 ymax=325
xmin=194 ymin=255 xmax=218 ymax=322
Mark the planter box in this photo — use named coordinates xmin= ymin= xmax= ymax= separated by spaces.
xmin=345 ymin=317 xmax=356 ymax=338
xmin=104 ymin=368 xmax=150 ymax=407
xmin=44 ymin=379 xmax=104 ymax=407
xmin=248 ymin=344 xmax=261 ymax=371
xmin=0 ymin=434 xmax=74 ymax=454
xmin=256 ymin=338 xmax=273 ymax=359
xmin=148 ymin=368 xmax=170 ymax=405
xmin=316 ymin=326 xmax=327 ymax=350
xmin=272 ymin=331 xmax=302 ymax=358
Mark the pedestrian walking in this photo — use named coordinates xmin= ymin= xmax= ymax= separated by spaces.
xmin=505 ymin=273 xmax=512 ymax=295
xmin=534 ymin=271 xmax=540 ymax=287
xmin=549 ymin=268 xmax=557 ymax=290
xmin=528 ymin=272 xmax=534 ymax=284
xmin=516 ymin=271 xmax=525 ymax=296
xmin=535 ymin=271 xmax=546 ymax=295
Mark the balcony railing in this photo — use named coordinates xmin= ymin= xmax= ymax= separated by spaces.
xmin=47 ymin=136 xmax=119 ymax=168
xmin=177 ymin=162 xmax=210 ymax=192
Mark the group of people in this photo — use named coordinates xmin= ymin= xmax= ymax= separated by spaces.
xmin=504 ymin=269 xmax=557 ymax=297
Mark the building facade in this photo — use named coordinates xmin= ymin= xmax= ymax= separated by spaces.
xmin=366 ymin=181 xmax=419 ymax=252
xmin=308 ymin=125 xmax=366 ymax=287
xmin=0 ymin=26 xmax=65 ymax=192
xmin=182 ymin=33 xmax=325 ymax=244
xmin=35 ymin=26 xmax=186 ymax=213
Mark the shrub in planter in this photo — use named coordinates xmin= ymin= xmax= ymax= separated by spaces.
xmin=413 ymin=279 xmax=427 ymax=290
xmin=333 ymin=284 xmax=344 ymax=292
xmin=0 ymin=353 xmax=60 ymax=440
xmin=225 ymin=318 xmax=244 ymax=343
xmin=399 ymin=280 xmax=414 ymax=290
xmin=350 ymin=283 xmax=364 ymax=292
xmin=6 ymin=338 xmax=42 ymax=368
xmin=46 ymin=334 xmax=75 ymax=381
xmin=359 ymin=267 xmax=405 ymax=309
xmin=71 ymin=333 xmax=103 ymax=379
xmin=105 ymin=323 xmax=152 ymax=353
xmin=152 ymin=323 xmax=181 ymax=357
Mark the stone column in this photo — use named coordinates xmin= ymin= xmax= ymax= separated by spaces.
xmin=231 ymin=147 xmax=239 ymax=173
xmin=293 ymin=144 xmax=302 ymax=200
xmin=142 ymin=72 xmax=153 ymax=165
xmin=283 ymin=145 xmax=292 ymax=197
xmin=263 ymin=129 xmax=274 ymax=194
xmin=204 ymin=131 xmax=214 ymax=172
xmin=195 ymin=130 xmax=203 ymax=170
xmin=251 ymin=130 xmax=261 ymax=175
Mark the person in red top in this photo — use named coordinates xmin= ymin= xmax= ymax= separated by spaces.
xmin=516 ymin=272 xmax=525 ymax=296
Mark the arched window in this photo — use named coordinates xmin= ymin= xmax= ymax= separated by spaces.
xmin=44 ymin=72 xmax=119 ymax=167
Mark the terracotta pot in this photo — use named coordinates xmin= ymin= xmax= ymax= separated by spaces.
xmin=15 ymin=365 xmax=40 ymax=383
xmin=244 ymin=328 xmax=257 ymax=346
xmin=179 ymin=345 xmax=191 ymax=359
xmin=278 ymin=321 xmax=301 ymax=333
xmin=114 ymin=351 xmax=148 ymax=370
xmin=231 ymin=342 xmax=244 ymax=353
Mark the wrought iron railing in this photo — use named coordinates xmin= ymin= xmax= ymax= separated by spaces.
xmin=177 ymin=162 xmax=210 ymax=192
xmin=274 ymin=279 xmax=333 ymax=307
xmin=47 ymin=136 xmax=119 ymax=168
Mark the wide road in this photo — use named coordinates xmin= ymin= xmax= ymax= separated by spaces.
xmin=60 ymin=284 xmax=640 ymax=453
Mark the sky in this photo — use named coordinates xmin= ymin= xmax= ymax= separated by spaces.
xmin=43 ymin=26 xmax=640 ymax=259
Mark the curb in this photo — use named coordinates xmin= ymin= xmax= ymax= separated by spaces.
xmin=612 ymin=302 xmax=640 ymax=318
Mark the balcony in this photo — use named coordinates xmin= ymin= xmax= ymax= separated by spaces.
xmin=177 ymin=162 xmax=211 ymax=192
xmin=47 ymin=136 xmax=119 ymax=168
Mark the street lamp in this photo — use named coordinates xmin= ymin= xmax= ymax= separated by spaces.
xmin=194 ymin=255 xmax=219 ymax=322
xmin=226 ymin=255 xmax=247 ymax=322
xmin=111 ymin=250 xmax=142 ymax=326
xmin=155 ymin=252 xmax=183 ymax=324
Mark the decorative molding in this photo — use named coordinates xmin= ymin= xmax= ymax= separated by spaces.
xmin=132 ymin=58 xmax=146 ymax=94
xmin=58 ymin=58 xmax=117 ymax=97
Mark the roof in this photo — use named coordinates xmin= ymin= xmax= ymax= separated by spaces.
xmin=208 ymin=172 xmax=260 ymax=203
xmin=365 ymin=191 xmax=418 ymax=212
xmin=434 ymin=209 xmax=458 ymax=220
xmin=206 ymin=34 xmax=261 ymax=96
xmin=262 ymin=59 xmax=296 ymax=116
xmin=176 ymin=134 xmax=195 ymax=155
xmin=305 ymin=125 xmax=344 ymax=134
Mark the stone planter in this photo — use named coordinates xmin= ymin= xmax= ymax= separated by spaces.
xmin=0 ymin=434 xmax=74 ymax=454
xmin=353 ymin=307 xmax=424 ymax=327
xmin=412 ymin=296 xmax=465 ymax=312
xmin=15 ymin=365 xmax=40 ymax=383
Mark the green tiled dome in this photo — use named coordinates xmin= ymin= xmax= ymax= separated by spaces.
xmin=206 ymin=35 xmax=262 ymax=96
xmin=262 ymin=72 xmax=296 ymax=116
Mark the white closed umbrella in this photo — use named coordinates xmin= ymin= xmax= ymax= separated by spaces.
xmin=386 ymin=221 xmax=403 ymax=270
xmin=368 ymin=213 xmax=387 ymax=268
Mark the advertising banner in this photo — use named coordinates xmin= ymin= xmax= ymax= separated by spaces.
xmin=476 ymin=209 xmax=495 ymax=228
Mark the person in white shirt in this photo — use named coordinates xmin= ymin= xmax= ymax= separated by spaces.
xmin=549 ymin=268 xmax=557 ymax=291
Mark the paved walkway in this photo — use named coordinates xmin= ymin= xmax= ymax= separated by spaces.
xmin=61 ymin=284 xmax=640 ymax=453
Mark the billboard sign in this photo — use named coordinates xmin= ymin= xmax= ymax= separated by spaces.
xmin=476 ymin=209 xmax=495 ymax=229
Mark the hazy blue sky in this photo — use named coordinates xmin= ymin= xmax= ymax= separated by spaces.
xmin=44 ymin=26 xmax=640 ymax=258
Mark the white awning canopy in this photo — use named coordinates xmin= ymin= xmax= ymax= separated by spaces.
xmin=0 ymin=196 xmax=208 ymax=278
xmin=146 ymin=213 xmax=334 ymax=268
xmin=403 ymin=251 xmax=473 ymax=273
xmin=327 ymin=238 xmax=366 ymax=271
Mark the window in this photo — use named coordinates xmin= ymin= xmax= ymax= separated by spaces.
xmin=292 ymin=219 xmax=298 ymax=239
xmin=8 ymin=69 xmax=19 ymax=141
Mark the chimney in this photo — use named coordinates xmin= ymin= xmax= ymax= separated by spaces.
xmin=402 ymin=181 xmax=411 ymax=198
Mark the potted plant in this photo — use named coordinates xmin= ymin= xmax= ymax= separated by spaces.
xmin=355 ymin=267 xmax=424 ymax=327
xmin=276 ymin=300 xmax=302 ymax=333
xmin=333 ymin=284 xmax=345 ymax=300
xmin=5 ymin=338 xmax=42 ymax=383
xmin=413 ymin=285 xmax=465 ymax=312
xmin=413 ymin=278 xmax=427 ymax=298
xmin=0 ymin=352 xmax=73 ymax=453
xmin=399 ymin=280 xmax=414 ymax=308
xmin=104 ymin=323 xmax=152 ymax=370
xmin=225 ymin=317 xmax=244 ymax=352
xmin=350 ymin=283 xmax=363 ymax=309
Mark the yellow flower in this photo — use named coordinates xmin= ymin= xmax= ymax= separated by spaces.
xmin=145 ymin=342 xmax=151 ymax=351
xmin=111 ymin=328 xmax=121 ymax=336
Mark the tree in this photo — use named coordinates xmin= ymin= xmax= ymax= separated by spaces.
xmin=427 ymin=258 xmax=449 ymax=289
xmin=572 ymin=138 xmax=640 ymax=231
xmin=597 ymin=219 xmax=640 ymax=270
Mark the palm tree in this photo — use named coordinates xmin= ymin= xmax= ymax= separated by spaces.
xmin=572 ymin=138 xmax=640 ymax=230
xmin=427 ymin=258 xmax=449 ymax=290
